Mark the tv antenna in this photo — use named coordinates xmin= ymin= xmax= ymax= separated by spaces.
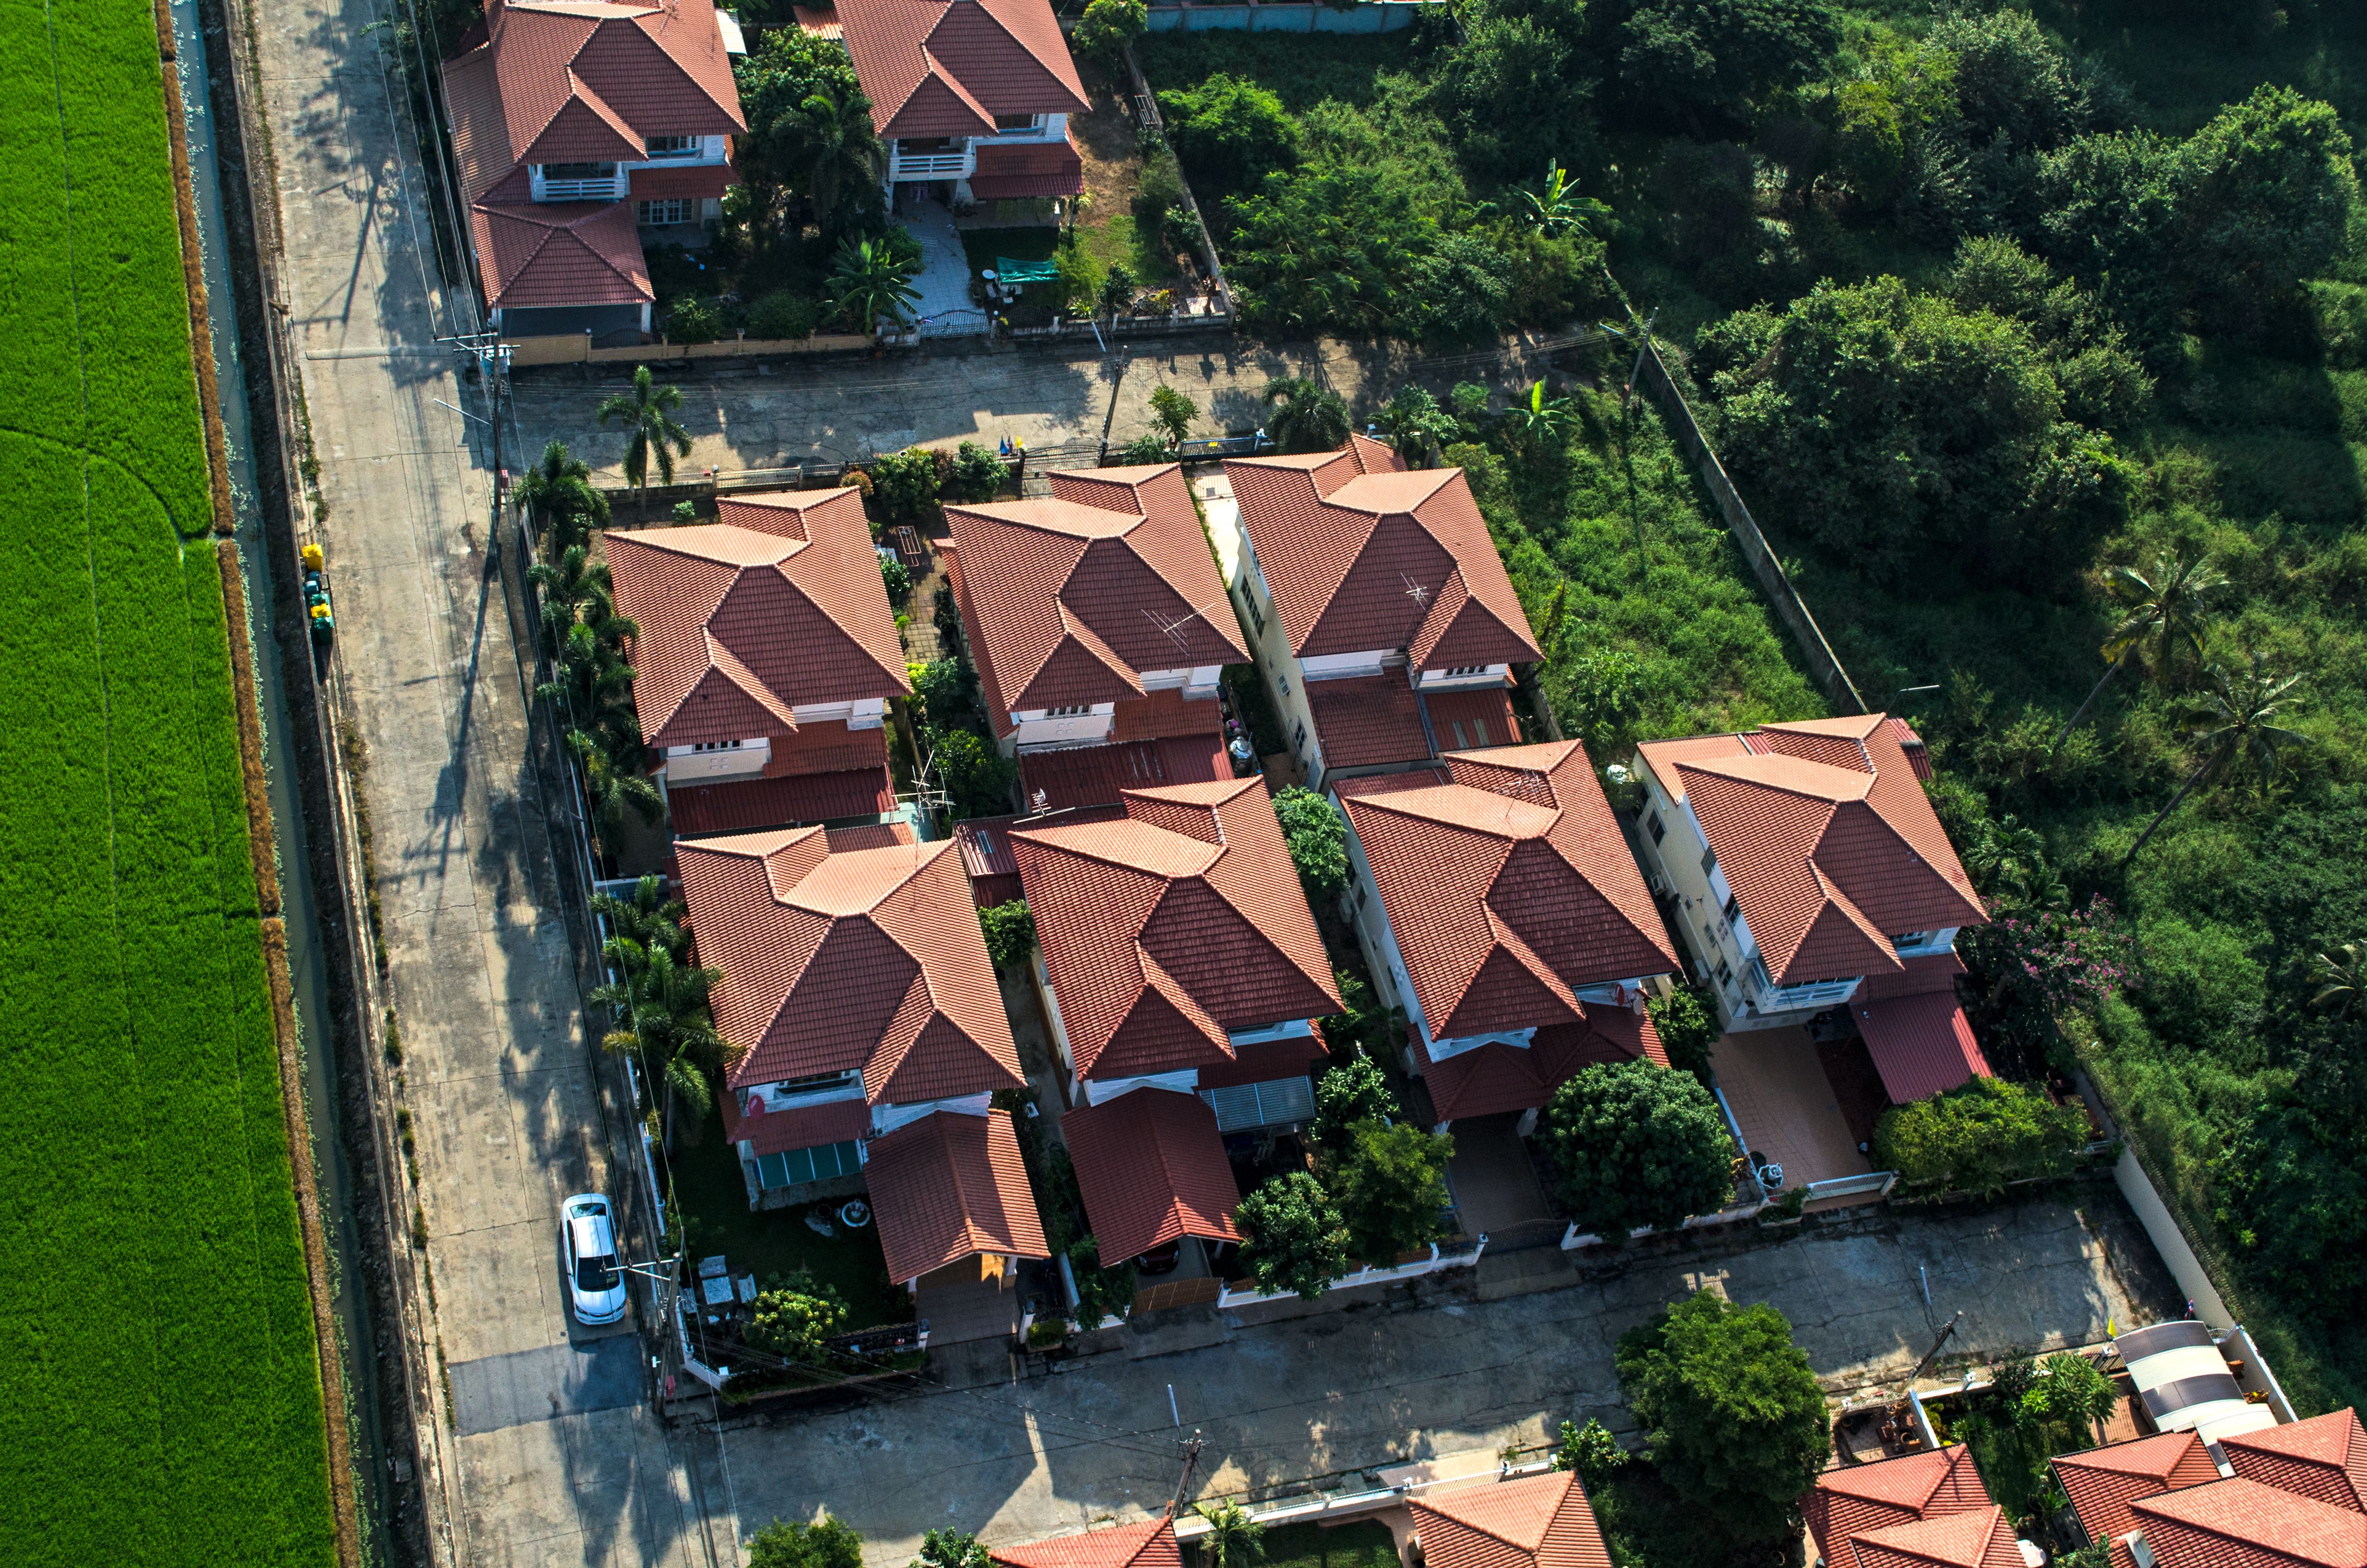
xmin=1141 ymin=593 xmax=1232 ymax=655
xmin=1402 ymin=574 xmax=1432 ymax=609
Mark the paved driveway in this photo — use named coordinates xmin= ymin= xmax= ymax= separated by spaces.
xmin=701 ymin=1195 xmax=2177 ymax=1563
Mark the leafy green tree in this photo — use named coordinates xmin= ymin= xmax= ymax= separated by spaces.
xmin=1158 ymin=74 xmax=1297 ymax=200
xmin=1537 ymin=1060 xmax=1735 ymax=1237
xmin=2311 ymin=943 xmax=2364 ymax=1018
xmin=868 ymin=448 xmax=941 ymax=523
xmin=1610 ymin=0 xmax=1839 ymax=133
xmin=1373 ymin=386 xmax=1458 ymax=468
xmin=1237 ymin=1171 xmax=1348 ymax=1298
xmin=1326 ymin=1119 xmax=1452 ymax=1264
xmin=1872 ymin=1076 xmax=2092 ymax=1196
xmin=735 ymin=32 xmax=881 ymax=236
xmin=517 ymin=439 xmax=609 ymax=552
xmin=913 ymin=652 xmax=981 ymax=731
xmin=1116 ymin=433 xmax=1173 ymax=463
xmin=1405 ymin=233 xmax=1515 ymax=344
xmin=946 ymin=442 xmax=1011 ymax=502
xmin=1195 ymin=1502 xmax=1266 ymax=1568
xmin=913 ymin=1530 xmax=991 ymax=1568
xmin=978 ymin=900 xmax=1036 ymax=971
xmin=1644 ymin=984 xmax=1721 ymax=1083
xmin=1551 ymin=1418 xmax=1628 ymax=1488
xmin=1098 ymin=262 xmax=1139 ymax=321
xmin=1613 ymin=1290 xmax=1830 ymax=1548
xmin=748 ymin=1515 xmax=866 ymax=1568
xmin=596 ymin=365 xmax=694 ymax=513
xmin=1271 ymin=786 xmax=1347 ymax=909
xmin=1309 ymin=1056 xmax=1397 ymax=1156
xmin=2024 ymin=1352 xmax=2120 ymax=1444
xmin=1941 ymin=237 xmax=2151 ymax=430
xmin=2123 ymin=657 xmax=2309 ymax=866
xmin=1222 ymin=169 xmax=1431 ymax=338
xmin=1261 ymin=378 xmax=1350 ymax=454
xmin=832 ymin=235 xmax=922 ymax=330
xmin=930 ymin=730 xmax=1018 ymax=820
xmin=1441 ymin=12 xmax=1590 ymax=183
xmin=745 ymin=1270 xmax=851 ymax=1361
xmin=2212 ymin=1099 xmax=2367 ymax=1321
xmin=1071 ymin=0 xmax=1146 ymax=67
xmin=1926 ymin=8 xmax=2100 ymax=153
xmin=880 ymin=554 xmax=912 ymax=603
xmin=1148 ymin=383 xmax=1198 ymax=449
xmin=2173 ymin=85 xmax=2359 ymax=337
xmin=2050 ymin=547 xmax=2226 ymax=751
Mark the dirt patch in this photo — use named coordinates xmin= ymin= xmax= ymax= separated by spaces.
xmin=1073 ymin=63 xmax=1144 ymax=216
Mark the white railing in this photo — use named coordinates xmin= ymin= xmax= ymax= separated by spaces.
xmin=1805 ymin=1170 xmax=1899 ymax=1201
xmin=892 ymin=153 xmax=969 ymax=178
xmin=539 ymin=177 xmax=620 ymax=201
xmin=1753 ymin=976 xmax=1859 ymax=1013
xmin=1215 ymin=1235 xmax=1488 ymax=1309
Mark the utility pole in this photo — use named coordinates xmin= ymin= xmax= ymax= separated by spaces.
xmin=1166 ymin=1431 xmax=1204 ymax=1520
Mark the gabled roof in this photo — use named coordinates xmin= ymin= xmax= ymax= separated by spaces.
xmin=1840 ymin=1506 xmax=2021 ymax=1568
xmin=1410 ymin=1470 xmax=1612 ymax=1568
xmin=1636 ymin=715 xmax=1985 ymax=987
xmin=864 ymin=1109 xmax=1048 ymax=1284
xmin=2222 ymin=1410 xmax=2367 ymax=1514
xmin=1337 ymin=742 xmax=1676 ymax=1040
xmin=1413 ymin=1013 xmax=1667 ymax=1122
xmin=834 ymin=0 xmax=1087 ymax=138
xmin=992 ymin=1519 xmax=1182 ymax=1568
xmin=676 ymin=829 xmax=1023 ymax=1100
xmin=944 ymin=465 xmax=1246 ymax=729
xmin=1060 ymin=1088 xmax=1241 ymax=1261
xmin=1806 ymin=1446 xmax=1991 ymax=1568
xmin=607 ymin=490 xmax=909 ymax=750
xmin=2055 ymin=1432 xmax=2224 ymax=1550
xmin=2132 ymin=1478 xmax=2367 ymax=1568
xmin=1226 ymin=440 xmax=1541 ymax=668
xmin=466 ymin=201 xmax=654 ymax=309
xmin=1013 ymin=778 xmax=1338 ymax=1079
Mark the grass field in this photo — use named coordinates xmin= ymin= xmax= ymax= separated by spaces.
xmin=0 ymin=0 xmax=338 ymax=1562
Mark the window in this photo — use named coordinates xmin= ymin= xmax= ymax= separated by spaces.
xmin=689 ymin=739 xmax=742 ymax=753
xmin=1449 ymin=721 xmax=1469 ymax=749
xmin=770 ymin=1068 xmax=855 ymax=1095
xmin=1469 ymin=717 xmax=1490 ymax=746
xmin=992 ymin=113 xmax=1039 ymax=134
xmin=645 ymin=135 xmax=699 ymax=158
xmin=1749 ymin=956 xmax=1773 ymax=993
xmin=754 ymin=1140 xmax=862 ymax=1189
xmin=636 ymin=198 xmax=692 ymax=226
xmin=1441 ymin=664 xmax=1488 ymax=679
xmin=1293 ymin=719 xmax=1309 ymax=756
xmin=1645 ymin=810 xmax=1665 ymax=845
xmin=1722 ymin=892 xmax=1740 ymax=925
xmin=1238 ymin=585 xmax=1265 ymax=640
xmin=1700 ymin=844 xmax=1718 ymax=877
xmin=1046 ymin=704 xmax=1093 ymax=718
xmin=1713 ymin=957 xmax=1734 ymax=991
xmin=1892 ymin=930 xmax=1934 ymax=950
xmin=541 ymin=161 xmax=617 ymax=181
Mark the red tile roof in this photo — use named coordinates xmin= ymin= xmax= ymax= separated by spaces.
xmin=1060 ymin=1088 xmax=1241 ymax=1260
xmin=2133 ymin=1478 xmax=2367 ymax=1568
xmin=1018 ymin=734 xmax=1228 ymax=814
xmin=1425 ymin=685 xmax=1523 ymax=751
xmin=1013 ymin=777 xmax=1338 ymax=1079
xmin=834 ymin=0 xmax=1087 ymax=138
xmin=675 ymin=829 xmax=1024 ymax=1101
xmin=944 ymin=464 xmax=1247 ymax=733
xmin=666 ymin=763 xmax=896 ymax=835
xmin=1840 ymin=1506 xmax=2022 ymax=1568
xmin=1806 ymin=1446 xmax=1991 ymax=1568
xmin=467 ymin=201 xmax=654 ymax=309
xmin=1226 ymin=442 xmax=1541 ymax=669
xmin=2222 ymin=1410 xmax=2367 ymax=1514
xmin=864 ymin=1109 xmax=1048 ymax=1284
xmin=717 ymin=1090 xmax=870 ymax=1155
xmin=1413 ymin=1014 xmax=1667 ymax=1122
xmin=1409 ymin=1470 xmax=1612 ymax=1568
xmin=1636 ymin=715 xmax=1985 ymax=987
xmin=1339 ymin=741 xmax=1677 ymax=1041
xmin=629 ymin=161 xmax=741 ymax=200
xmin=2056 ymin=1432 xmax=2225 ymax=1551
xmin=969 ymin=130 xmax=1086 ymax=199
xmin=607 ymin=491 xmax=909 ymax=749
xmin=1854 ymin=991 xmax=1991 ymax=1104
xmin=1307 ymin=672 xmax=1433 ymax=771
xmin=1193 ymin=1029 xmax=1328 ymax=1091
xmin=992 ymin=1518 xmax=1181 ymax=1568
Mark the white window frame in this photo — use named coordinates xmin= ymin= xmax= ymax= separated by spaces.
xmin=637 ymin=197 xmax=693 ymax=226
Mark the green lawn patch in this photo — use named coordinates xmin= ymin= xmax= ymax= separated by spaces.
xmin=667 ymin=1128 xmax=910 ymax=1330
xmin=0 ymin=1 xmax=337 ymax=1561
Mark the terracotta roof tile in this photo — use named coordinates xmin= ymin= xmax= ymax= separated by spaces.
xmin=2222 ymin=1410 xmax=2367 ymax=1514
xmin=1806 ymin=1446 xmax=1991 ymax=1568
xmin=676 ymin=831 xmax=1023 ymax=1101
xmin=1339 ymin=741 xmax=1676 ymax=1044
xmin=1853 ymin=990 xmax=1991 ymax=1103
xmin=630 ymin=161 xmax=741 ymax=200
xmin=1308 ymin=673 xmax=1433 ymax=771
xmin=1842 ymin=1506 xmax=2022 ymax=1568
xmin=1412 ymin=1014 xmax=1664 ymax=1121
xmin=716 ymin=1090 xmax=869 ymax=1154
xmin=2132 ymin=1477 xmax=2367 ymax=1567
xmin=2055 ymin=1432 xmax=2223 ymax=1547
xmin=469 ymin=201 xmax=653 ymax=309
xmin=835 ymin=0 xmax=1087 ymax=138
xmin=608 ymin=492 xmax=908 ymax=749
xmin=1227 ymin=444 xmax=1540 ymax=666
xmin=1641 ymin=716 xmax=1985 ymax=987
xmin=992 ymin=1518 xmax=1181 ymax=1568
xmin=1425 ymin=685 xmax=1522 ymax=751
xmin=864 ymin=1109 xmax=1048 ymax=1284
xmin=1410 ymin=1471 xmax=1612 ymax=1568
xmin=1060 ymin=1088 xmax=1241 ymax=1259
xmin=969 ymin=130 xmax=1086 ymax=198
xmin=666 ymin=762 xmax=895 ymax=835
xmin=1019 ymin=733 xmax=1227 ymax=813
xmin=1014 ymin=778 xmax=1338 ymax=1080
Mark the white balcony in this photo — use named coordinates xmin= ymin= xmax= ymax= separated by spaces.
xmin=664 ymin=738 xmax=769 ymax=783
xmin=891 ymin=151 xmax=971 ymax=180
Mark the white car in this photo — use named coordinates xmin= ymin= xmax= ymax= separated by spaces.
xmin=562 ymin=1194 xmax=627 ymax=1326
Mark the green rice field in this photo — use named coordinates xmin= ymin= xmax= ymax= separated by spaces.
xmin=0 ymin=0 xmax=337 ymax=1562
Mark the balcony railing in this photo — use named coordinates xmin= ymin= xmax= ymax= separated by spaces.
xmin=891 ymin=152 xmax=969 ymax=178
xmin=539 ymin=177 xmax=620 ymax=201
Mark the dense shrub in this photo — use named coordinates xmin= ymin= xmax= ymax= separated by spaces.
xmin=1872 ymin=1077 xmax=2095 ymax=1197
xmin=1537 ymin=1060 xmax=1736 ymax=1237
xmin=868 ymin=447 xmax=939 ymax=524
xmin=1271 ymin=786 xmax=1347 ymax=909
xmin=747 ymin=290 xmax=821 ymax=340
xmin=977 ymin=900 xmax=1035 ymax=971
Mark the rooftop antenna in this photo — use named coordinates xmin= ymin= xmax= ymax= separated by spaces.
xmin=1142 ymin=593 xmax=1233 ymax=654
xmin=1401 ymin=573 xmax=1432 ymax=609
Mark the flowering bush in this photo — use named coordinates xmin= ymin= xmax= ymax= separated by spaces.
xmin=1960 ymin=895 xmax=2135 ymax=1074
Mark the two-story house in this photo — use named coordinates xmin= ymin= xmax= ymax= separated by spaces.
xmin=1334 ymin=741 xmax=1678 ymax=1134
xmin=941 ymin=463 xmax=1248 ymax=813
xmin=1632 ymin=715 xmax=1991 ymax=1104
xmin=1010 ymin=777 xmax=1340 ymax=1268
xmin=830 ymin=0 xmax=1088 ymax=219
xmin=606 ymin=488 xmax=910 ymax=836
xmin=442 ymin=0 xmax=748 ymax=337
xmin=1226 ymin=437 xmax=1544 ymax=790
xmin=680 ymin=824 xmax=1050 ymax=1310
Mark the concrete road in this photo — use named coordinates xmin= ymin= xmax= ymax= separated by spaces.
xmin=251 ymin=6 xmax=723 ymax=1564
xmin=703 ymin=1197 xmax=2175 ymax=1563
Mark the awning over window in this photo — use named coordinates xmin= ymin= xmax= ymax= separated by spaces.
xmin=1854 ymin=991 xmax=1991 ymax=1104
xmin=864 ymin=1110 xmax=1048 ymax=1286
xmin=1061 ymin=1088 xmax=1241 ymax=1261
xmin=629 ymin=163 xmax=741 ymax=201
xmin=968 ymin=135 xmax=1085 ymax=201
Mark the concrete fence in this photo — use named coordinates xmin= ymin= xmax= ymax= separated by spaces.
xmin=1144 ymin=0 xmax=1438 ymax=32
xmin=503 ymin=329 xmax=875 ymax=368
xmin=1215 ymin=1235 xmax=1489 ymax=1309
xmin=1631 ymin=340 xmax=1868 ymax=715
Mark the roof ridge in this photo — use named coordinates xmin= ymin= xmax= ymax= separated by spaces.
xmin=1677 ymin=751 xmax=1876 ymax=802
xmin=703 ymin=626 xmax=803 ymax=731
xmin=1136 ymin=944 xmax=1233 ymax=1056
xmin=627 ymin=4 xmax=744 ymax=126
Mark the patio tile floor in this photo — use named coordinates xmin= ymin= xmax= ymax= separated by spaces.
xmin=1710 ymin=1026 xmax=1872 ymax=1192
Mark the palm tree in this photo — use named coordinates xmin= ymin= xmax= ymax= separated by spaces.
xmin=1514 ymin=160 xmax=1611 ymax=237
xmin=529 ymin=544 xmax=619 ymax=658
xmin=1261 ymin=377 xmax=1350 ymax=454
xmin=831 ymin=235 xmax=921 ymax=332
xmin=592 ymin=875 xmax=687 ymax=967
xmin=2051 ymin=547 xmax=2227 ymax=752
xmin=515 ymin=440 xmax=610 ymax=553
xmin=1499 ymin=378 xmax=1576 ymax=458
xmin=2122 ymin=656 xmax=2308 ymax=867
xmin=539 ymin=621 xmax=642 ymax=750
xmin=2311 ymin=943 xmax=2364 ymax=1018
xmin=782 ymin=80 xmax=881 ymax=234
xmin=567 ymin=727 xmax=664 ymax=856
xmin=1964 ymin=814 xmax=2066 ymax=912
xmin=1195 ymin=1503 xmax=1265 ymax=1568
xmin=596 ymin=365 xmax=693 ymax=516
xmin=1373 ymin=385 xmax=1459 ymax=468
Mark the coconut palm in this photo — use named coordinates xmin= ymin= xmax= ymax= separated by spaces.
xmin=596 ymin=365 xmax=693 ymax=515
xmin=781 ymin=80 xmax=882 ymax=234
xmin=2122 ymin=656 xmax=2308 ymax=867
xmin=2311 ymin=943 xmax=2364 ymax=1019
xmin=538 ymin=620 xmax=642 ymax=750
xmin=831 ymin=235 xmax=921 ymax=331
xmin=2052 ymin=547 xmax=2228 ymax=752
xmin=1964 ymin=813 xmax=2066 ymax=912
xmin=1373 ymin=385 xmax=1459 ymax=468
xmin=567 ymin=727 xmax=664 ymax=856
xmin=1514 ymin=160 xmax=1611 ymax=237
xmin=516 ymin=440 xmax=610 ymax=552
xmin=1194 ymin=1502 xmax=1265 ymax=1568
xmin=1261 ymin=377 xmax=1350 ymax=454
xmin=529 ymin=544 xmax=620 ymax=658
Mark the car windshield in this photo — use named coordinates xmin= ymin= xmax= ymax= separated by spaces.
xmin=574 ymin=1254 xmax=620 ymax=1293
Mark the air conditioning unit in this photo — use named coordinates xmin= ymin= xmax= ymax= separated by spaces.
xmin=1647 ymin=873 xmax=1669 ymax=896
